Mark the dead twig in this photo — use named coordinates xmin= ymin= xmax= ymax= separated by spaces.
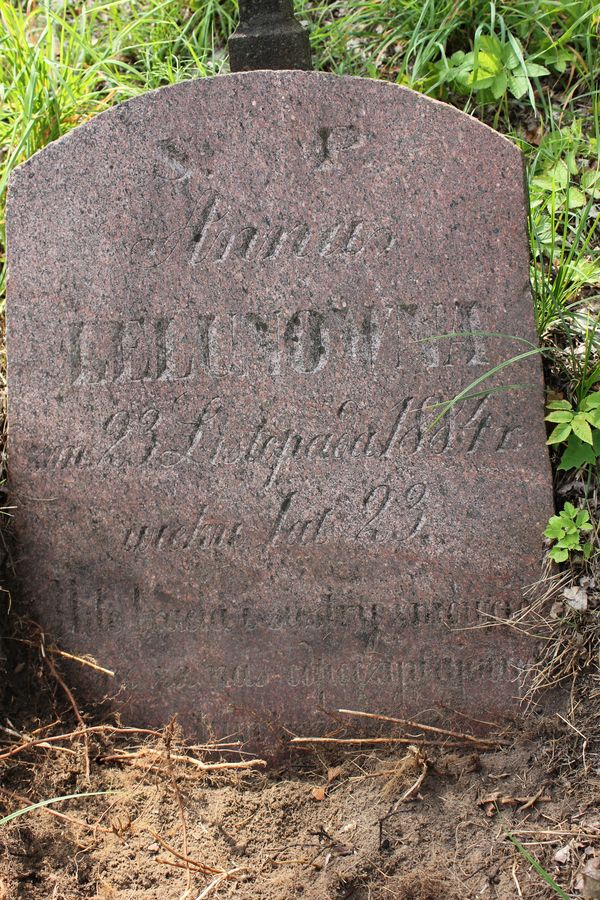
xmin=509 ymin=828 xmax=600 ymax=838
xmin=518 ymin=785 xmax=549 ymax=812
xmin=399 ymin=760 xmax=428 ymax=803
xmin=150 ymin=829 xmax=222 ymax=875
xmin=377 ymin=748 xmax=429 ymax=847
xmin=195 ymin=869 xmax=249 ymax=899
xmin=14 ymin=638 xmax=114 ymax=676
xmin=349 ymin=768 xmax=413 ymax=782
xmin=0 ymin=733 xmax=76 ymax=757
xmin=291 ymin=736 xmax=480 ymax=747
xmin=337 ymin=708 xmax=505 ymax=746
xmin=42 ymin=644 xmax=91 ymax=783
xmin=164 ymin=720 xmax=192 ymax=897
xmin=102 ymin=748 xmax=266 ymax=771
xmin=0 ymin=725 xmax=164 ymax=763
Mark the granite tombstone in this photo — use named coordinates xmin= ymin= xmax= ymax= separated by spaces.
xmin=7 ymin=70 xmax=553 ymax=742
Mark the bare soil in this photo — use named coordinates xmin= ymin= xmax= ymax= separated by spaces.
xmin=0 ymin=650 xmax=598 ymax=900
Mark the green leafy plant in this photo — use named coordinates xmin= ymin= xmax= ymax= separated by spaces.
xmin=545 ymin=393 xmax=600 ymax=471
xmin=544 ymin=501 xmax=594 ymax=563
xmin=531 ymin=158 xmax=600 ymax=213
xmin=438 ymin=33 xmax=549 ymax=104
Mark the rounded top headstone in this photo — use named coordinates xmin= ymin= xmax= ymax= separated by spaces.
xmin=7 ymin=71 xmax=551 ymax=748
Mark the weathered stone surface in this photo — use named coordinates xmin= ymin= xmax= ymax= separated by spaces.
xmin=7 ymin=72 xmax=553 ymax=744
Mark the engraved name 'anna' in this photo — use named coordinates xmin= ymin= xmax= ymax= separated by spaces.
xmin=130 ymin=192 xmax=396 ymax=269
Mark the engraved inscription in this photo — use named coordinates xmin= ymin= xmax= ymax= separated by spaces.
xmin=30 ymin=396 xmax=525 ymax=475
xmin=131 ymin=191 xmax=395 ymax=268
xmin=8 ymin=71 xmax=551 ymax=740
xmin=315 ymin=125 xmax=364 ymax=169
xmin=123 ymin=507 xmax=243 ymax=552
xmin=48 ymin=582 xmax=525 ymax=639
xmin=66 ymin=301 xmax=489 ymax=385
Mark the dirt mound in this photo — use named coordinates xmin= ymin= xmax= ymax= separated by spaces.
xmin=1 ymin=702 xmax=598 ymax=899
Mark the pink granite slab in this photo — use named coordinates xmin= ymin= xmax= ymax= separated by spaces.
xmin=6 ymin=71 xmax=553 ymax=746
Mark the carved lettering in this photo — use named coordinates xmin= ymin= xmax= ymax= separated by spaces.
xmin=30 ymin=395 xmax=523 ymax=475
xmin=66 ymin=301 xmax=489 ymax=385
xmin=132 ymin=188 xmax=395 ymax=268
xmin=123 ymin=508 xmax=243 ymax=552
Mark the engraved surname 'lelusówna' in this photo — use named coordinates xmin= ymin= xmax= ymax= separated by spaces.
xmin=67 ymin=301 xmax=488 ymax=384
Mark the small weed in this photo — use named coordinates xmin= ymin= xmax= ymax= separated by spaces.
xmin=545 ymin=393 xmax=600 ymax=471
xmin=544 ymin=501 xmax=594 ymax=563
xmin=433 ymin=26 xmax=549 ymax=121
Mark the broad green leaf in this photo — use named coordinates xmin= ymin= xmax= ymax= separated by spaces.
xmin=547 ymin=422 xmax=572 ymax=444
xmin=575 ymin=510 xmax=591 ymax=526
xmin=567 ymin=187 xmax=587 ymax=209
xmin=581 ymin=170 xmax=600 ymax=192
xmin=508 ymin=72 xmax=528 ymax=99
xmin=558 ymin=434 xmax=597 ymax=470
xmin=538 ymin=46 xmax=570 ymax=73
xmin=479 ymin=35 xmax=503 ymax=58
xmin=546 ymin=159 xmax=569 ymax=188
xmin=550 ymin=546 xmax=569 ymax=562
xmin=524 ymin=62 xmax=550 ymax=77
xmin=565 ymin=150 xmax=578 ymax=176
xmin=502 ymin=43 xmax=520 ymax=70
xmin=452 ymin=53 xmax=477 ymax=87
xmin=544 ymin=522 xmax=565 ymax=539
xmin=563 ymin=502 xmax=576 ymax=516
xmin=469 ymin=73 xmax=496 ymax=90
xmin=545 ymin=411 xmax=573 ymax=423
xmin=491 ymin=70 xmax=507 ymax=100
xmin=467 ymin=50 xmax=501 ymax=89
xmin=546 ymin=400 xmax=573 ymax=410
xmin=572 ymin=414 xmax=593 ymax=445
xmin=531 ymin=174 xmax=555 ymax=191
xmin=581 ymin=393 xmax=600 ymax=409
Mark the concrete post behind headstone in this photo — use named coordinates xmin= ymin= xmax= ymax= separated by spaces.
xmin=6 ymin=72 xmax=553 ymax=745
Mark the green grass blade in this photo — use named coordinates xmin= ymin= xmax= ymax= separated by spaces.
xmin=0 ymin=791 xmax=117 ymax=826
xmin=506 ymin=832 xmax=570 ymax=899
xmin=430 ymin=347 xmax=546 ymax=426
